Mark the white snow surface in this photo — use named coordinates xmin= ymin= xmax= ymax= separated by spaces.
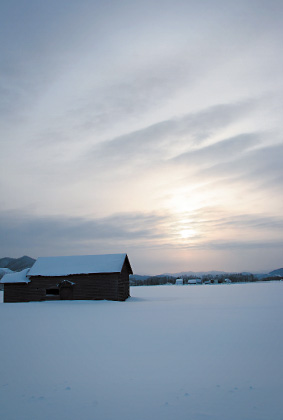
xmin=28 ymin=253 xmax=128 ymax=277
xmin=0 ymin=268 xmax=30 ymax=283
xmin=0 ymin=282 xmax=283 ymax=420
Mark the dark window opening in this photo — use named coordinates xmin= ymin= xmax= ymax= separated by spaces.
xmin=46 ymin=288 xmax=59 ymax=296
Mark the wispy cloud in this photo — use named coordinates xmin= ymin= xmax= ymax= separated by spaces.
xmin=83 ymin=100 xmax=263 ymax=170
xmin=171 ymin=132 xmax=261 ymax=165
xmin=1 ymin=207 xmax=282 ymax=254
xmin=0 ymin=210 xmax=169 ymax=255
xmin=197 ymin=142 xmax=283 ymax=190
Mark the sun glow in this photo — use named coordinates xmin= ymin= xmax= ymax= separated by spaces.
xmin=179 ymin=228 xmax=198 ymax=239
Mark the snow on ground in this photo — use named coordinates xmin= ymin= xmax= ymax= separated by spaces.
xmin=0 ymin=282 xmax=283 ymax=420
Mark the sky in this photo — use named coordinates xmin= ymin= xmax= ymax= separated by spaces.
xmin=1 ymin=0 xmax=283 ymax=274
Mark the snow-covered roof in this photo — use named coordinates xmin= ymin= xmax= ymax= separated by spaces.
xmin=0 ymin=268 xmax=13 ymax=275
xmin=28 ymin=254 xmax=132 ymax=277
xmin=0 ymin=268 xmax=30 ymax=284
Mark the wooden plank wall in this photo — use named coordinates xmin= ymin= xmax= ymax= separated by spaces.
xmin=118 ymin=262 xmax=130 ymax=301
xmin=4 ymin=272 xmax=130 ymax=302
xmin=72 ymin=273 xmax=119 ymax=301
xmin=4 ymin=283 xmax=42 ymax=303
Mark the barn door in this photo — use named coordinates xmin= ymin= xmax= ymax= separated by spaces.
xmin=59 ymin=281 xmax=74 ymax=300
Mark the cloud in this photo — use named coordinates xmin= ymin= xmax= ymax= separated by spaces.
xmin=85 ymin=100 xmax=260 ymax=167
xmin=171 ymin=132 xmax=261 ymax=166
xmin=187 ymin=239 xmax=283 ymax=251
xmin=1 ymin=0 xmax=283 ymax=273
xmin=1 ymin=206 xmax=283 ymax=254
xmin=188 ymin=209 xmax=283 ymax=232
xmin=0 ymin=210 xmax=171 ymax=256
xmin=197 ymin=142 xmax=283 ymax=190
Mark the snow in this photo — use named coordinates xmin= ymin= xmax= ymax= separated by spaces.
xmin=28 ymin=253 xmax=129 ymax=277
xmin=0 ymin=282 xmax=283 ymax=420
xmin=0 ymin=268 xmax=13 ymax=275
xmin=0 ymin=268 xmax=30 ymax=283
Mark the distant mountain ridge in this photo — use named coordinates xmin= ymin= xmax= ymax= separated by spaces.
xmin=0 ymin=256 xmax=36 ymax=272
xmin=269 ymin=268 xmax=283 ymax=276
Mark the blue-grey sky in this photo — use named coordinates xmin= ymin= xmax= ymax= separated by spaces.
xmin=1 ymin=0 xmax=283 ymax=274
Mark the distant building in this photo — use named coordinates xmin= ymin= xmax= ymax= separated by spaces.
xmin=188 ymin=279 xmax=196 ymax=284
xmin=188 ymin=278 xmax=202 ymax=285
xmin=0 ymin=253 xmax=133 ymax=303
xmin=175 ymin=278 xmax=184 ymax=285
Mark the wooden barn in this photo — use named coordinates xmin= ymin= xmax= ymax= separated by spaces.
xmin=0 ymin=253 xmax=133 ymax=303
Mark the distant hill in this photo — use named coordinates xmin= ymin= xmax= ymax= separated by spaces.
xmin=269 ymin=268 xmax=283 ymax=276
xmin=0 ymin=256 xmax=36 ymax=272
xmin=0 ymin=257 xmax=14 ymax=267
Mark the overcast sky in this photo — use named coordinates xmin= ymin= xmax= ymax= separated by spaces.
xmin=1 ymin=0 xmax=283 ymax=274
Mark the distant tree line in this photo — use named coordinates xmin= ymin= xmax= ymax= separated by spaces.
xmin=261 ymin=275 xmax=283 ymax=282
xmin=130 ymin=276 xmax=176 ymax=286
xmin=210 ymin=273 xmax=256 ymax=283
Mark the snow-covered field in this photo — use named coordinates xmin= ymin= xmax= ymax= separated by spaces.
xmin=0 ymin=282 xmax=283 ymax=420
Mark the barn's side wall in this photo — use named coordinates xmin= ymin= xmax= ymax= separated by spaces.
xmin=3 ymin=272 xmax=124 ymax=302
xmin=118 ymin=262 xmax=130 ymax=301
xmin=4 ymin=283 xmax=40 ymax=303
xmin=71 ymin=273 xmax=119 ymax=301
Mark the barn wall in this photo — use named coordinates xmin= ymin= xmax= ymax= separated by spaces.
xmin=3 ymin=273 xmax=123 ymax=302
xmin=118 ymin=262 xmax=130 ymax=301
xmin=72 ymin=273 xmax=119 ymax=301
xmin=4 ymin=283 xmax=43 ymax=303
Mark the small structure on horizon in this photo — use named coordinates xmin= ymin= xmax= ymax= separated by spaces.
xmin=188 ymin=278 xmax=202 ymax=285
xmin=175 ymin=278 xmax=184 ymax=285
xmin=0 ymin=253 xmax=133 ymax=303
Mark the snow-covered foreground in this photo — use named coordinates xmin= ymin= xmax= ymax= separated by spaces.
xmin=0 ymin=283 xmax=283 ymax=420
